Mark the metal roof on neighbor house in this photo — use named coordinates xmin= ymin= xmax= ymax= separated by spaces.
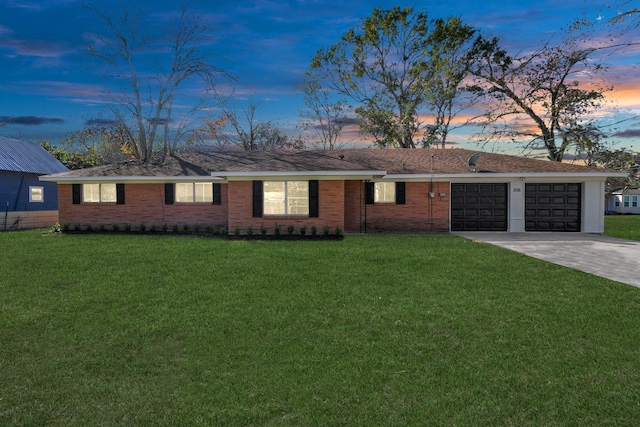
xmin=0 ymin=136 xmax=68 ymax=174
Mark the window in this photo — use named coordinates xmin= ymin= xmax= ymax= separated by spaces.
xmin=29 ymin=186 xmax=44 ymax=202
xmin=615 ymin=196 xmax=621 ymax=207
xmin=176 ymin=182 xmax=213 ymax=203
xmin=83 ymin=183 xmax=116 ymax=203
xmin=624 ymin=195 xmax=630 ymax=207
xmin=263 ymin=181 xmax=309 ymax=215
xmin=366 ymin=182 xmax=405 ymax=205
xmin=633 ymin=196 xmax=638 ymax=208
xmin=374 ymin=182 xmax=396 ymax=203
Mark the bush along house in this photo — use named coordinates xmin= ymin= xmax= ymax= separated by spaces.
xmin=1 ymin=136 xmax=68 ymax=230
xmin=40 ymin=148 xmax=625 ymax=235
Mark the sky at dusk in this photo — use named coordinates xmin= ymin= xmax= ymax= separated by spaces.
xmin=0 ymin=0 xmax=639 ymax=156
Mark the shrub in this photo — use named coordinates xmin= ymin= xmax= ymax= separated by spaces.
xmin=194 ymin=223 xmax=201 ymax=233
xmin=124 ymin=223 xmax=132 ymax=232
xmin=311 ymin=225 xmax=317 ymax=236
xmin=287 ymin=225 xmax=295 ymax=236
xmin=300 ymin=225 xmax=307 ymax=236
xmin=149 ymin=225 xmax=157 ymax=233
xmin=219 ymin=226 xmax=228 ymax=236
xmin=260 ymin=224 xmax=267 ymax=236
xmin=139 ymin=224 xmax=146 ymax=233
xmin=85 ymin=224 xmax=93 ymax=232
xmin=50 ymin=222 xmax=61 ymax=233
xmin=162 ymin=223 xmax=168 ymax=232
xmin=112 ymin=223 xmax=120 ymax=232
xmin=274 ymin=223 xmax=281 ymax=236
xmin=323 ymin=225 xmax=330 ymax=236
xmin=183 ymin=224 xmax=190 ymax=233
xmin=246 ymin=226 xmax=253 ymax=236
xmin=335 ymin=226 xmax=342 ymax=236
xmin=62 ymin=223 xmax=70 ymax=232
xmin=172 ymin=224 xmax=179 ymax=233
xmin=206 ymin=225 xmax=216 ymax=235
xmin=234 ymin=225 xmax=241 ymax=236
xmin=99 ymin=224 xmax=106 ymax=232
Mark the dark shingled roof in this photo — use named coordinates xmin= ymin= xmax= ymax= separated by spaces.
xmin=0 ymin=136 xmax=68 ymax=174
xmin=43 ymin=148 xmax=617 ymax=179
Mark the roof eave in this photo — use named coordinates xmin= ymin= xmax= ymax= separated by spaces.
xmin=215 ymin=170 xmax=387 ymax=181
xmin=40 ymin=175 xmax=226 ymax=183
xmin=384 ymin=172 xmax=628 ymax=181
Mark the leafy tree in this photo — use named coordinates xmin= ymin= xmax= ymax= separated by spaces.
xmin=309 ymin=7 xmax=477 ymax=148
xmin=467 ymin=34 xmax=609 ymax=161
xmin=38 ymin=140 xmax=100 ymax=170
xmin=83 ymin=2 xmax=227 ymax=161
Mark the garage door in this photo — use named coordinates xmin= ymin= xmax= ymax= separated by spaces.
xmin=451 ymin=183 xmax=507 ymax=231
xmin=525 ymin=183 xmax=581 ymax=231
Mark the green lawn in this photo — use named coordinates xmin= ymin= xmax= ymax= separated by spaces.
xmin=1 ymin=230 xmax=639 ymax=426
xmin=605 ymin=214 xmax=640 ymax=240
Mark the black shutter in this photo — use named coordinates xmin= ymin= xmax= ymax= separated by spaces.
xmin=164 ymin=183 xmax=174 ymax=205
xmin=72 ymin=184 xmax=81 ymax=204
xmin=396 ymin=182 xmax=406 ymax=205
xmin=365 ymin=182 xmax=375 ymax=204
xmin=252 ymin=181 xmax=263 ymax=217
xmin=309 ymin=180 xmax=319 ymax=218
xmin=116 ymin=183 xmax=125 ymax=205
xmin=213 ymin=183 xmax=222 ymax=205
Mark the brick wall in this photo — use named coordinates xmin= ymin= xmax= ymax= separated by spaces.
xmin=227 ymin=180 xmax=346 ymax=235
xmin=58 ymin=183 xmax=228 ymax=230
xmin=57 ymin=180 xmax=450 ymax=234
xmin=345 ymin=181 xmax=450 ymax=232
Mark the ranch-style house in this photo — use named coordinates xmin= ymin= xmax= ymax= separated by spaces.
xmin=41 ymin=148 xmax=625 ymax=234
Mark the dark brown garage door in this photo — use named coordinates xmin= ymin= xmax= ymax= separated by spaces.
xmin=525 ymin=183 xmax=581 ymax=231
xmin=451 ymin=183 xmax=508 ymax=231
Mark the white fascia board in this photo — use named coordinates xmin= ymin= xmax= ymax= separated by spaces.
xmin=383 ymin=172 xmax=628 ymax=182
xmin=216 ymin=170 xmax=387 ymax=181
xmin=39 ymin=175 xmax=226 ymax=183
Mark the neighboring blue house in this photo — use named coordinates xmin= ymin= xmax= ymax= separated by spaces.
xmin=0 ymin=136 xmax=69 ymax=230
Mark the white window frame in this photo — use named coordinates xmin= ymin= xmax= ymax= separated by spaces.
xmin=624 ymin=195 xmax=630 ymax=207
xmin=633 ymin=195 xmax=638 ymax=208
xmin=175 ymin=182 xmax=213 ymax=203
xmin=615 ymin=196 xmax=621 ymax=207
xmin=83 ymin=183 xmax=116 ymax=203
xmin=29 ymin=186 xmax=44 ymax=203
xmin=374 ymin=182 xmax=396 ymax=203
xmin=263 ymin=181 xmax=309 ymax=216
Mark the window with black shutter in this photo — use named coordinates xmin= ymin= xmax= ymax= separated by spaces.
xmin=164 ymin=183 xmax=174 ymax=205
xmin=72 ymin=184 xmax=81 ymax=204
xmin=116 ymin=184 xmax=125 ymax=205
xmin=395 ymin=182 xmax=406 ymax=205
xmin=213 ymin=183 xmax=222 ymax=205
xmin=309 ymin=180 xmax=319 ymax=217
xmin=252 ymin=180 xmax=263 ymax=217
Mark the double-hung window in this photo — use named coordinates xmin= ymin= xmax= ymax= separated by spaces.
xmin=365 ymin=182 xmax=406 ymax=205
xmin=176 ymin=182 xmax=213 ymax=203
xmin=374 ymin=182 xmax=396 ymax=203
xmin=29 ymin=186 xmax=44 ymax=203
xmin=624 ymin=195 xmax=630 ymax=207
xmin=83 ymin=183 xmax=116 ymax=203
xmin=633 ymin=195 xmax=638 ymax=208
xmin=263 ymin=181 xmax=309 ymax=215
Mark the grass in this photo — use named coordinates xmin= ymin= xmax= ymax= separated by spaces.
xmin=604 ymin=214 xmax=640 ymax=240
xmin=1 ymin=231 xmax=640 ymax=426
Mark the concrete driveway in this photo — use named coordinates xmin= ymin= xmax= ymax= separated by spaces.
xmin=453 ymin=232 xmax=640 ymax=288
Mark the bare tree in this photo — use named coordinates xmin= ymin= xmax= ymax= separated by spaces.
xmin=84 ymin=2 xmax=227 ymax=161
xmin=299 ymin=74 xmax=348 ymax=150
xmin=204 ymin=97 xmax=304 ymax=151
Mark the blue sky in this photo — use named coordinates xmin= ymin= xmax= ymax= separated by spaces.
xmin=0 ymin=0 xmax=638 ymax=154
